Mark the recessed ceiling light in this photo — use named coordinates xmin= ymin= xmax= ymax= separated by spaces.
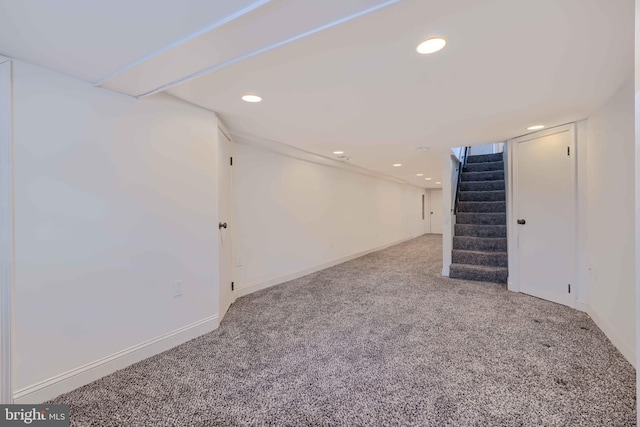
xmin=416 ymin=173 xmax=424 ymax=177
xmin=393 ymin=163 xmax=402 ymax=167
xmin=416 ymin=146 xmax=429 ymax=152
xmin=527 ymin=125 xmax=545 ymax=131
xmin=425 ymin=177 xmax=432 ymax=181
xmin=417 ymin=37 xmax=447 ymax=54
xmin=333 ymin=151 xmax=344 ymax=155
xmin=242 ymin=94 xmax=262 ymax=103
xmin=436 ymin=181 xmax=442 ymax=184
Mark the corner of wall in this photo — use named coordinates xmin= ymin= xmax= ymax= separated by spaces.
xmin=587 ymin=303 xmax=636 ymax=368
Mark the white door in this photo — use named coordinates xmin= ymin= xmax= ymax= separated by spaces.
xmin=422 ymin=193 xmax=431 ymax=233
xmin=430 ymin=189 xmax=443 ymax=234
xmin=218 ymin=128 xmax=234 ymax=321
xmin=514 ymin=125 xmax=575 ymax=307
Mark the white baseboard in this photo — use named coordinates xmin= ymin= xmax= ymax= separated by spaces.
xmin=441 ymin=267 xmax=450 ymax=277
xmin=237 ymin=233 xmax=426 ymax=297
xmin=575 ymin=298 xmax=588 ymax=313
xmin=13 ymin=315 xmax=219 ymax=404
xmin=586 ymin=303 xmax=636 ymax=368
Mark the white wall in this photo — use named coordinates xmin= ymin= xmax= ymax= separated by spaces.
xmin=585 ymin=74 xmax=636 ymax=365
xmin=0 ymin=57 xmax=13 ymax=405
xmin=469 ymin=144 xmax=494 ymax=156
xmin=635 ymin=2 xmax=640 ymax=415
xmin=441 ymin=153 xmax=458 ymax=277
xmin=12 ymin=62 xmax=220 ymax=399
xmin=233 ymin=143 xmax=430 ymax=294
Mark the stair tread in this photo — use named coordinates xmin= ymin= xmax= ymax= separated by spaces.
xmin=450 ymin=263 xmax=508 ymax=272
xmin=453 ymin=236 xmax=507 ymax=252
xmin=459 ymin=190 xmax=505 ymax=202
xmin=458 ymin=212 xmax=506 ymax=216
xmin=452 ymin=249 xmax=507 ymax=255
xmin=454 ymin=236 xmax=507 ymax=240
xmin=462 ymin=171 xmax=504 ymax=176
xmin=458 ymin=201 xmax=505 ymax=205
xmin=462 ymin=161 xmax=504 ymax=172
xmin=459 ymin=190 xmax=505 ymax=193
xmin=466 ymin=153 xmax=503 ymax=163
xmin=457 ymin=201 xmax=506 ymax=213
xmin=457 ymin=224 xmax=506 ymax=228
xmin=462 ymin=180 xmax=506 ymax=184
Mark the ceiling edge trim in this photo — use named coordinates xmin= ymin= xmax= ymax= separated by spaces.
xmin=135 ymin=0 xmax=405 ymax=98
xmin=230 ymin=131 xmax=427 ymax=190
xmin=93 ymin=0 xmax=272 ymax=87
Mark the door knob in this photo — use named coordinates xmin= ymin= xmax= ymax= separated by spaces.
xmin=219 ymin=222 xmax=227 ymax=229
xmin=517 ymin=219 xmax=526 ymax=225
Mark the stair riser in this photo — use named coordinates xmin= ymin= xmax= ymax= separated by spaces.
xmin=460 ymin=181 xmax=505 ymax=191
xmin=455 ymin=224 xmax=506 ymax=238
xmin=457 ymin=202 xmax=506 ymax=213
xmin=464 ymin=161 xmax=504 ymax=172
xmin=466 ymin=153 xmax=503 ymax=164
xmin=461 ymin=171 xmax=504 ymax=182
xmin=452 ymin=251 xmax=508 ymax=267
xmin=456 ymin=213 xmax=506 ymax=225
xmin=453 ymin=237 xmax=507 ymax=252
xmin=449 ymin=265 xmax=508 ymax=284
xmin=459 ymin=191 xmax=505 ymax=202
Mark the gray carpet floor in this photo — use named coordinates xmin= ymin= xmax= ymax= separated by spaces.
xmin=51 ymin=234 xmax=636 ymax=426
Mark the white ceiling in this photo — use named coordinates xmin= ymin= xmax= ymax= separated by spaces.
xmin=0 ymin=0 xmax=634 ymax=188
xmin=0 ymin=0 xmax=264 ymax=82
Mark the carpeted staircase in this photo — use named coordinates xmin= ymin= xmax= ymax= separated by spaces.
xmin=449 ymin=152 xmax=508 ymax=284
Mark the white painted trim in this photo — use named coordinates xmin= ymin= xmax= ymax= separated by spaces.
xmin=0 ymin=59 xmax=13 ymax=404
xmin=587 ymin=303 xmax=636 ymax=368
xmin=572 ymin=298 xmax=633 ymax=366
xmin=137 ymin=0 xmax=404 ymax=97
xmin=575 ymin=298 xmax=588 ymax=313
xmin=13 ymin=315 xmax=219 ymax=404
xmin=574 ymin=120 xmax=589 ymax=304
xmin=232 ymin=132 xmax=426 ymax=189
xmin=507 ymin=123 xmax=577 ymax=308
xmin=237 ymin=233 xmax=427 ymax=297
xmin=506 ymin=138 xmax=516 ymax=292
xmin=94 ymin=0 xmax=272 ymax=86
xmin=441 ymin=153 xmax=457 ymax=277
xmin=217 ymin=118 xmax=234 ymax=144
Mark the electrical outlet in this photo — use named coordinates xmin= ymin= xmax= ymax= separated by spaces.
xmin=173 ymin=280 xmax=183 ymax=297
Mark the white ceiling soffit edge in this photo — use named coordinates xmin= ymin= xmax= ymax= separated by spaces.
xmin=98 ymin=0 xmax=403 ymax=98
xmin=0 ymin=55 xmax=10 ymax=64
xmin=94 ymin=0 xmax=271 ymax=87
xmin=231 ymin=131 xmax=427 ymax=189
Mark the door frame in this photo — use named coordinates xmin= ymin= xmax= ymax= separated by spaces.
xmin=0 ymin=57 xmax=14 ymax=404
xmin=506 ymin=123 xmax=577 ymax=308
xmin=423 ymin=190 xmax=431 ymax=233
xmin=216 ymin=122 xmax=235 ymax=319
